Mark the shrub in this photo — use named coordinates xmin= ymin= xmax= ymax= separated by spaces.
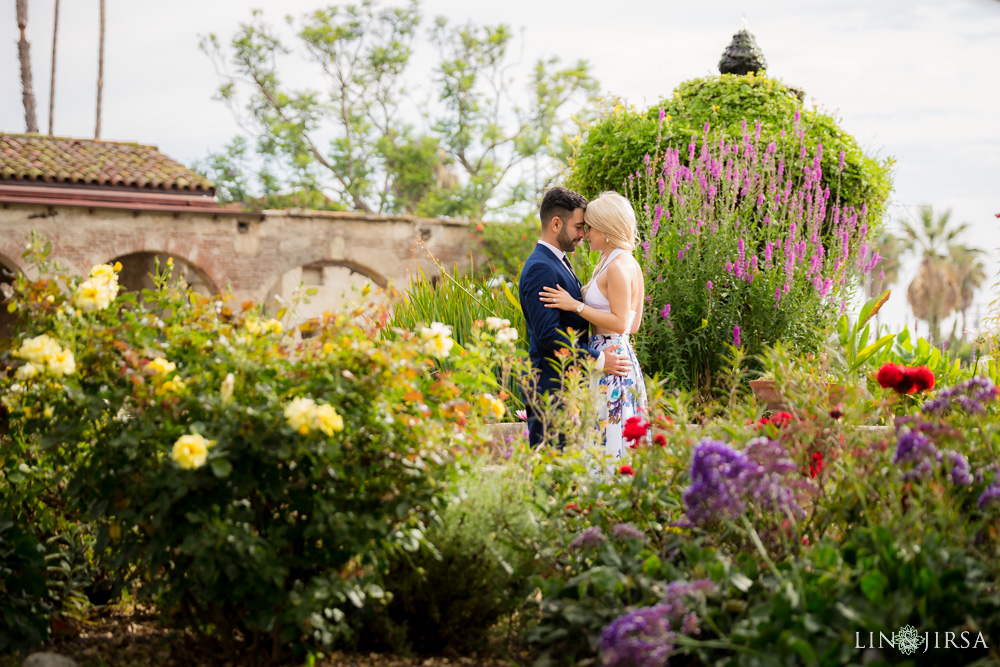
xmin=0 ymin=240 xmax=505 ymax=661
xmin=0 ymin=512 xmax=51 ymax=652
xmin=357 ymin=463 xmax=538 ymax=654
xmin=568 ymin=73 xmax=893 ymax=227
xmin=625 ymin=117 xmax=881 ymax=391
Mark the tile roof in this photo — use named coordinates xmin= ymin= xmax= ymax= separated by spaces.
xmin=0 ymin=133 xmax=215 ymax=194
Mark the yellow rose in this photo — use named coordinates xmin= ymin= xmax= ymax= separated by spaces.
xmin=156 ymin=377 xmax=186 ymax=396
xmin=171 ymin=433 xmax=213 ymax=470
xmin=47 ymin=349 xmax=76 ymax=377
xmin=147 ymin=357 xmax=177 ymax=376
xmin=264 ymin=319 xmax=283 ymax=335
xmin=16 ymin=362 xmax=39 ymax=380
xmin=15 ymin=334 xmax=61 ymax=365
xmin=314 ymin=404 xmax=344 ymax=436
xmin=284 ymin=397 xmax=317 ymax=433
xmin=477 ymin=394 xmax=506 ymax=420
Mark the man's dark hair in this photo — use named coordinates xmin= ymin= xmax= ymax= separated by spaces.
xmin=540 ymin=186 xmax=588 ymax=230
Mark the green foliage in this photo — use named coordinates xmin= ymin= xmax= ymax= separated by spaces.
xmin=568 ymin=73 xmax=893 ymax=228
xmin=0 ymin=513 xmax=51 ymax=652
xmin=358 ymin=464 xmax=538 ymax=654
xmin=200 ymin=1 xmax=597 ymax=219
xmin=1 ymin=240 xmax=504 ymax=660
xmin=475 ymin=219 xmax=538 ymax=281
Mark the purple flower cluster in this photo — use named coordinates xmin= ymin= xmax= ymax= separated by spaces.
xmin=893 ymin=426 xmax=941 ymax=481
xmin=599 ymin=579 xmax=715 ymax=667
xmin=682 ymin=438 xmax=805 ymax=525
xmin=569 ymin=526 xmax=607 ymax=550
xmin=978 ymin=471 xmax=1000 ymax=509
xmin=612 ymin=523 xmax=647 ymax=541
xmin=922 ymin=377 xmax=999 ymax=415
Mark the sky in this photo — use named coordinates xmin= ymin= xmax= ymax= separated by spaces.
xmin=2 ymin=0 xmax=999 ymax=333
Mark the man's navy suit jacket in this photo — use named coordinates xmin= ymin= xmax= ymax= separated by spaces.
xmin=518 ymin=244 xmax=598 ymax=398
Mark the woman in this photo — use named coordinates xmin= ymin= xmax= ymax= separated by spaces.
xmin=538 ymin=191 xmax=647 ymax=459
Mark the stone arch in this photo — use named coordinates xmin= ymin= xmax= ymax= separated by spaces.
xmin=96 ymin=238 xmax=227 ymax=296
xmin=0 ymin=252 xmax=23 ymax=343
xmin=108 ymin=251 xmax=219 ymax=297
xmin=262 ymin=258 xmax=389 ymax=324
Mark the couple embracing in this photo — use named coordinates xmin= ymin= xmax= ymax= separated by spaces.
xmin=518 ymin=186 xmax=647 ymax=458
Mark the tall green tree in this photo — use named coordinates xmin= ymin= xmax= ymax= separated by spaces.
xmin=199 ymin=1 xmax=597 ymax=219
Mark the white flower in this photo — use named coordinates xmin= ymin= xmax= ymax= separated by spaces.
xmin=220 ymin=373 xmax=235 ymax=405
xmin=496 ymin=327 xmax=519 ymax=345
xmin=485 ymin=316 xmax=504 ymax=331
xmin=16 ymin=362 xmax=39 ymax=380
xmin=420 ymin=322 xmax=454 ymax=359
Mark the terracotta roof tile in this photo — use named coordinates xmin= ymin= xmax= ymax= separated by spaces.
xmin=0 ymin=133 xmax=215 ymax=194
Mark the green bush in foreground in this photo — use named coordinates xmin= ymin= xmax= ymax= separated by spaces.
xmin=0 ymin=240 xmax=506 ymax=661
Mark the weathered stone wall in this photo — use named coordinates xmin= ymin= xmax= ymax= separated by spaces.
xmin=0 ymin=204 xmax=483 ymax=309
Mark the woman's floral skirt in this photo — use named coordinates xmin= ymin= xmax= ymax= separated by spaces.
xmin=590 ymin=333 xmax=647 ymax=460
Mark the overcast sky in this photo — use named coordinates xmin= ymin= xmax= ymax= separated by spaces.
xmin=2 ymin=0 xmax=999 ymax=332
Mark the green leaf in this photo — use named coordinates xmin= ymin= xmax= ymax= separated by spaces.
xmin=851 ymin=333 xmax=896 ymax=372
xmin=211 ymin=458 xmax=233 ymax=479
xmin=860 ymin=572 xmax=888 ymax=602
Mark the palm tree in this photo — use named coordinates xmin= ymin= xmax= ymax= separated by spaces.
xmin=898 ymin=206 xmax=978 ymax=343
xmin=16 ymin=0 xmax=39 ymax=132
xmin=48 ymin=0 xmax=60 ymax=135
xmin=95 ymin=0 xmax=105 ymax=139
xmin=949 ymin=244 xmax=988 ymax=334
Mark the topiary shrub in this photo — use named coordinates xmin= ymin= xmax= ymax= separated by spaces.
xmin=568 ymin=72 xmax=893 ymax=228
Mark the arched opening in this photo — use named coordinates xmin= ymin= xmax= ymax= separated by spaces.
xmin=264 ymin=260 xmax=387 ymax=325
xmin=0 ymin=255 xmax=20 ymax=345
xmin=110 ymin=252 xmax=217 ymax=298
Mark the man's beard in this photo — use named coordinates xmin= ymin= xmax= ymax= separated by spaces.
xmin=556 ymin=226 xmax=577 ymax=253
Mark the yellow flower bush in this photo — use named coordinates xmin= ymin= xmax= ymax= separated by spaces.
xmin=146 ymin=357 xmax=177 ymax=376
xmin=171 ymin=433 xmax=214 ymax=470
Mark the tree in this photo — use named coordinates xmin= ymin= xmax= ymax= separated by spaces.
xmin=16 ymin=0 xmax=39 ymax=133
xmin=199 ymin=1 xmax=596 ymax=219
xmin=47 ymin=0 xmax=59 ymax=135
xmin=95 ymin=0 xmax=105 ymax=139
xmin=898 ymin=206 xmax=982 ymax=342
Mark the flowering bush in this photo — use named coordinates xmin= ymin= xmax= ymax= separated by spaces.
xmin=627 ymin=116 xmax=882 ymax=390
xmin=0 ymin=241 xmax=504 ymax=659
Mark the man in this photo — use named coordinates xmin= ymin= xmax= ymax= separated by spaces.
xmin=519 ymin=186 xmax=631 ymax=448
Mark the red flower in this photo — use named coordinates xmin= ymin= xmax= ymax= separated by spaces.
xmin=623 ymin=415 xmax=650 ymax=442
xmin=809 ymin=451 xmax=824 ymax=478
xmin=619 ymin=464 xmax=634 ymax=476
xmin=770 ymin=411 xmax=793 ymax=428
xmin=913 ymin=366 xmax=935 ymax=392
xmin=654 ymin=433 xmax=667 ymax=447
xmin=876 ymin=362 xmax=903 ymax=389
xmin=829 ymin=404 xmax=844 ymax=420
xmin=894 ymin=367 xmax=917 ymax=394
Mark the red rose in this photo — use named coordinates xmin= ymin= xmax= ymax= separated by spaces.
xmin=876 ymin=362 xmax=903 ymax=389
xmin=829 ymin=404 xmax=844 ymax=420
xmin=619 ymin=464 xmax=634 ymax=476
xmin=654 ymin=433 xmax=667 ymax=447
xmin=894 ymin=367 xmax=917 ymax=394
xmin=913 ymin=366 xmax=935 ymax=392
xmin=622 ymin=415 xmax=650 ymax=442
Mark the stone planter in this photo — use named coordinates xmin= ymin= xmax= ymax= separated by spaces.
xmin=749 ymin=380 xmax=854 ymax=411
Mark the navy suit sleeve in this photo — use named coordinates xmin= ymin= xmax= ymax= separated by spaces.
xmin=521 ymin=262 xmax=598 ymax=361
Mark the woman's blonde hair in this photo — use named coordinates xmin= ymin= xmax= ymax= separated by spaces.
xmin=584 ymin=191 xmax=638 ymax=251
